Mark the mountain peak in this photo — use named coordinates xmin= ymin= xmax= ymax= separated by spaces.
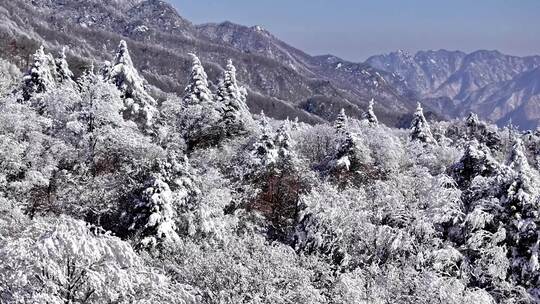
xmin=252 ymin=25 xmax=264 ymax=32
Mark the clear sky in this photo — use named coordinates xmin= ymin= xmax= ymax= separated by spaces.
xmin=170 ymin=0 xmax=540 ymax=62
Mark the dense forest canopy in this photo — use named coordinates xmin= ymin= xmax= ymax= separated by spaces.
xmin=1 ymin=41 xmax=540 ymax=303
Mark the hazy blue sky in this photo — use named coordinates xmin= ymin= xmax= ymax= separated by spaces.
xmin=171 ymin=0 xmax=540 ymax=62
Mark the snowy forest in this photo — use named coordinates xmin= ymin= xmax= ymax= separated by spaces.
xmin=1 ymin=40 xmax=540 ymax=304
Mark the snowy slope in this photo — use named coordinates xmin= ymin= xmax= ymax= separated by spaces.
xmin=0 ymin=0 xmax=418 ymax=126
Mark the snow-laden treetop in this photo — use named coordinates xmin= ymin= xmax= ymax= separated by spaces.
xmin=183 ymin=53 xmax=213 ymax=105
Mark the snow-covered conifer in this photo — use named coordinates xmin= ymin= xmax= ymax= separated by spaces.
xmin=22 ymin=45 xmax=57 ymax=100
xmin=502 ymin=136 xmax=540 ymax=287
xmin=275 ymin=122 xmax=296 ymax=164
xmin=452 ymin=140 xmax=500 ymax=189
xmin=508 ymin=137 xmax=532 ymax=175
xmin=180 ymin=53 xmax=226 ymax=149
xmin=291 ymin=117 xmax=299 ymax=130
xmin=251 ymin=111 xmax=278 ymax=168
xmin=77 ymin=62 xmax=98 ymax=91
xmin=333 ymin=132 xmax=359 ymax=171
xmin=364 ymin=98 xmax=378 ymax=126
xmin=410 ymin=102 xmax=435 ymax=144
xmin=335 ymin=108 xmax=348 ymax=133
xmin=133 ymin=175 xmax=180 ymax=248
xmin=466 ymin=112 xmax=480 ymax=129
xmin=323 ymin=124 xmax=372 ymax=186
xmin=104 ymin=40 xmax=156 ymax=128
xmin=54 ymin=47 xmax=75 ymax=87
xmin=183 ymin=53 xmax=214 ymax=106
xmin=217 ymin=59 xmax=251 ymax=135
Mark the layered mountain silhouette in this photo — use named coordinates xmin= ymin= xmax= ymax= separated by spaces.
xmin=1 ymin=0 xmax=539 ymax=128
xmin=367 ymin=50 xmax=540 ymax=128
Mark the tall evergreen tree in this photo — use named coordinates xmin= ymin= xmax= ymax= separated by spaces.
xmin=251 ymin=111 xmax=278 ymax=168
xmin=275 ymin=122 xmax=296 ymax=165
xmin=181 ymin=53 xmax=226 ymax=150
xmin=183 ymin=53 xmax=214 ymax=106
xmin=247 ymin=115 xmax=305 ymax=240
xmin=335 ymin=108 xmax=348 ymax=133
xmin=22 ymin=45 xmax=56 ymax=100
xmin=364 ymin=98 xmax=379 ymax=126
xmin=503 ymin=137 xmax=540 ymax=288
xmin=326 ymin=112 xmax=372 ymax=186
xmin=134 ymin=175 xmax=180 ymax=248
xmin=217 ymin=59 xmax=251 ymax=135
xmin=452 ymin=140 xmax=500 ymax=190
xmin=54 ymin=47 xmax=75 ymax=87
xmin=410 ymin=102 xmax=435 ymax=144
xmin=104 ymin=40 xmax=157 ymax=128
xmin=77 ymin=62 xmax=98 ymax=91
xmin=466 ymin=112 xmax=480 ymax=130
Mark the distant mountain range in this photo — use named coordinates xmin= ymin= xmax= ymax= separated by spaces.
xmin=1 ymin=0 xmax=539 ymax=129
xmin=367 ymin=50 xmax=540 ymax=129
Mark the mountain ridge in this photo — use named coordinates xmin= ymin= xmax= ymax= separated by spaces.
xmin=2 ymin=0 xmax=539 ymax=129
xmin=0 ymin=0 xmax=421 ymax=127
xmin=367 ymin=49 xmax=540 ymax=128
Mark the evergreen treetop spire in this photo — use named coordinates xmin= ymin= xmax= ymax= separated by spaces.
xmin=466 ymin=112 xmax=480 ymax=127
xmin=508 ymin=136 xmax=530 ymax=174
xmin=410 ymin=102 xmax=435 ymax=144
xmin=22 ymin=45 xmax=57 ymax=100
xmin=55 ymin=46 xmax=75 ymax=86
xmin=107 ymin=40 xmax=144 ymax=93
xmin=275 ymin=122 xmax=295 ymax=161
xmin=364 ymin=98 xmax=378 ymax=126
xmin=217 ymin=59 xmax=243 ymax=102
xmin=335 ymin=108 xmax=348 ymax=133
xmin=113 ymin=40 xmax=133 ymax=67
xmin=104 ymin=40 xmax=157 ymax=128
xmin=251 ymin=110 xmax=278 ymax=167
xmin=183 ymin=53 xmax=213 ymax=105
xmin=217 ymin=58 xmax=251 ymax=135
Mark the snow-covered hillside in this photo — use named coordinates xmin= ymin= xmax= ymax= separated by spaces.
xmin=0 ymin=0 xmax=419 ymax=127
xmin=2 ymin=40 xmax=540 ymax=303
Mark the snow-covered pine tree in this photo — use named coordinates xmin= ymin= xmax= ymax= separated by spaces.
xmin=183 ymin=53 xmax=214 ymax=106
xmin=452 ymin=140 xmax=500 ymax=190
xmin=449 ymin=139 xmax=512 ymax=291
xmin=291 ymin=117 xmax=299 ymax=130
xmin=54 ymin=47 xmax=76 ymax=87
xmin=325 ymin=125 xmax=372 ymax=187
xmin=503 ymin=136 xmax=540 ymax=288
xmin=410 ymin=102 xmax=435 ymax=144
xmin=104 ymin=40 xmax=157 ymax=128
xmin=217 ymin=59 xmax=251 ymax=135
xmin=134 ymin=175 xmax=180 ymax=248
xmin=275 ymin=122 xmax=294 ymax=160
xmin=364 ymin=98 xmax=378 ymax=126
xmin=251 ymin=111 xmax=278 ymax=168
xmin=155 ymin=153 xmax=202 ymax=237
xmin=329 ymin=109 xmax=368 ymax=174
xmin=77 ymin=62 xmax=98 ymax=91
xmin=22 ymin=45 xmax=57 ymax=100
xmin=335 ymin=108 xmax=348 ymax=133
xmin=247 ymin=115 xmax=306 ymax=239
xmin=129 ymin=152 xmax=202 ymax=247
xmin=333 ymin=131 xmax=359 ymax=172
xmin=466 ymin=112 xmax=480 ymax=132
xmin=181 ymin=53 xmax=226 ymax=150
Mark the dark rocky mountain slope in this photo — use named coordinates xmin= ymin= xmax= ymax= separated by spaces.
xmin=0 ymin=0 xmax=418 ymax=125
